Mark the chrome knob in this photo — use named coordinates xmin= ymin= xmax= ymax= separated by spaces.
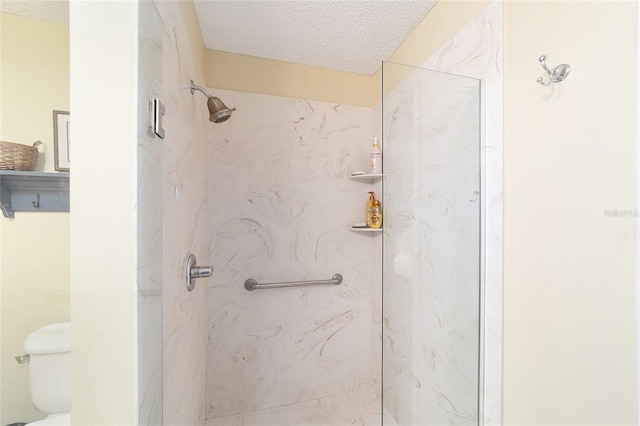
xmin=185 ymin=253 xmax=213 ymax=292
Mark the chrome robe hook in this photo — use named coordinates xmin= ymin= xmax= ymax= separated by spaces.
xmin=537 ymin=55 xmax=571 ymax=86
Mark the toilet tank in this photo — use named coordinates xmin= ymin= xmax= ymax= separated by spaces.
xmin=24 ymin=322 xmax=71 ymax=414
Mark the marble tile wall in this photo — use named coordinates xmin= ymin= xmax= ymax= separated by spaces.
xmin=205 ymin=387 xmax=380 ymax=426
xmin=205 ymin=90 xmax=375 ymax=419
xmin=155 ymin=2 xmax=209 ymax=425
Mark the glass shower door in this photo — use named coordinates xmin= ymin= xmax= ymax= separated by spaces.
xmin=381 ymin=61 xmax=481 ymax=425
xmin=137 ymin=1 xmax=163 ymax=424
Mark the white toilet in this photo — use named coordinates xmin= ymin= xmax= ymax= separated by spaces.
xmin=24 ymin=322 xmax=71 ymax=425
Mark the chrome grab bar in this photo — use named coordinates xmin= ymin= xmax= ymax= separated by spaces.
xmin=244 ymin=273 xmax=343 ymax=291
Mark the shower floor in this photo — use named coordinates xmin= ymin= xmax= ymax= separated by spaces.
xmin=205 ymin=387 xmax=381 ymax=426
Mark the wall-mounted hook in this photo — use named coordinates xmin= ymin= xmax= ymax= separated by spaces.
xmin=537 ymin=55 xmax=571 ymax=86
xmin=32 ymin=194 xmax=40 ymax=208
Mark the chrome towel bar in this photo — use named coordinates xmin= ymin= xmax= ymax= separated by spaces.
xmin=244 ymin=273 xmax=343 ymax=291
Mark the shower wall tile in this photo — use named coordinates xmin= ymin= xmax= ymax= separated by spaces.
xmin=155 ymin=2 xmax=208 ymax=425
xmin=204 ymin=387 xmax=380 ymax=426
xmin=419 ymin=3 xmax=504 ymax=423
xmin=205 ymin=90 xmax=374 ymax=419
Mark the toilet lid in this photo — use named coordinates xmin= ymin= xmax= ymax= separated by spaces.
xmin=24 ymin=322 xmax=71 ymax=355
xmin=28 ymin=413 xmax=70 ymax=426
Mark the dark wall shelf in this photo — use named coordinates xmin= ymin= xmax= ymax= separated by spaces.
xmin=0 ymin=171 xmax=70 ymax=218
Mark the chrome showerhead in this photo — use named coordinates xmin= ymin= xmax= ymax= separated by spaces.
xmin=206 ymin=96 xmax=235 ymax=123
xmin=189 ymin=80 xmax=236 ymax=123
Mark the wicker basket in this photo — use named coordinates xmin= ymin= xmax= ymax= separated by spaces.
xmin=0 ymin=141 xmax=42 ymax=171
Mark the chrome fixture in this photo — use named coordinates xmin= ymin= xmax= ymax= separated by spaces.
xmin=185 ymin=253 xmax=213 ymax=292
xmin=147 ymin=98 xmax=165 ymax=138
xmin=15 ymin=354 xmax=30 ymax=364
xmin=537 ymin=55 xmax=571 ymax=86
xmin=189 ymin=80 xmax=236 ymax=123
xmin=244 ymin=273 xmax=343 ymax=291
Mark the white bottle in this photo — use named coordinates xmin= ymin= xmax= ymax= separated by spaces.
xmin=369 ymin=137 xmax=382 ymax=174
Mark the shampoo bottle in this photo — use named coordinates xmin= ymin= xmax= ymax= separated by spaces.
xmin=369 ymin=137 xmax=382 ymax=174
xmin=370 ymin=199 xmax=383 ymax=229
xmin=366 ymin=192 xmax=376 ymax=226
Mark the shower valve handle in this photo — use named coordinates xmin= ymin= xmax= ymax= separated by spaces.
xmin=191 ymin=266 xmax=213 ymax=279
xmin=185 ymin=253 xmax=213 ymax=292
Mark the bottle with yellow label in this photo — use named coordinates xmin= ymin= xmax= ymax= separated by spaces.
xmin=366 ymin=192 xmax=376 ymax=226
xmin=370 ymin=199 xmax=383 ymax=229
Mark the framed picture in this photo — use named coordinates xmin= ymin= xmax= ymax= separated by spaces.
xmin=53 ymin=110 xmax=70 ymax=171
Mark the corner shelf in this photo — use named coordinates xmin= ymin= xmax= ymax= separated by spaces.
xmin=348 ymin=173 xmax=384 ymax=182
xmin=349 ymin=227 xmax=383 ymax=233
xmin=349 ymin=172 xmax=384 ymax=232
xmin=0 ymin=170 xmax=70 ymax=218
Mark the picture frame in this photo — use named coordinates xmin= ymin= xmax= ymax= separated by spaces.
xmin=53 ymin=110 xmax=70 ymax=171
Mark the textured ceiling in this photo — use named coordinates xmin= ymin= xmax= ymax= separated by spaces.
xmin=0 ymin=0 xmax=438 ymax=76
xmin=0 ymin=0 xmax=68 ymax=23
xmin=194 ymin=0 xmax=437 ymax=76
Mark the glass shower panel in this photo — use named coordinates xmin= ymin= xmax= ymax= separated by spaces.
xmin=381 ymin=61 xmax=481 ymax=425
xmin=137 ymin=1 xmax=163 ymax=424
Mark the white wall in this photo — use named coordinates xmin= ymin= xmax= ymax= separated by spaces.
xmin=503 ymin=1 xmax=638 ymax=423
xmin=0 ymin=13 xmax=69 ymax=173
xmin=69 ymin=2 xmax=138 ymax=424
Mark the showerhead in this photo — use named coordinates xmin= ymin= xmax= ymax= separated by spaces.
xmin=206 ymin=96 xmax=235 ymax=123
xmin=189 ymin=80 xmax=236 ymax=123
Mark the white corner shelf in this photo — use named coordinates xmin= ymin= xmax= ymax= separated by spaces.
xmin=349 ymin=173 xmax=384 ymax=231
xmin=348 ymin=173 xmax=384 ymax=182
xmin=349 ymin=227 xmax=383 ymax=233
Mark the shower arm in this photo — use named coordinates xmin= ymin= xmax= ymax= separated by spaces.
xmin=190 ymin=80 xmax=212 ymax=98
xmin=188 ymin=79 xmax=236 ymax=123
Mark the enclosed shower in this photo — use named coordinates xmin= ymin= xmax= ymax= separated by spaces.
xmin=197 ymin=62 xmax=480 ymax=424
xmin=137 ymin=2 xmax=483 ymax=425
